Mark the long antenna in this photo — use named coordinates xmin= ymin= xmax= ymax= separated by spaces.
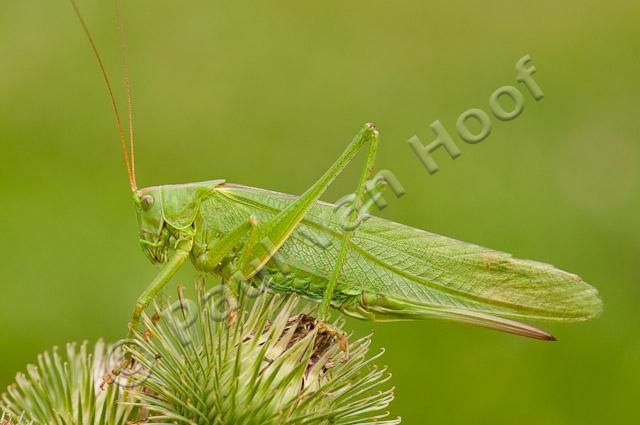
xmin=115 ymin=0 xmax=136 ymax=189
xmin=69 ymin=0 xmax=137 ymax=192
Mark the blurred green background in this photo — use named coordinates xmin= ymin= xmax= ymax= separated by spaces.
xmin=1 ymin=0 xmax=639 ymax=423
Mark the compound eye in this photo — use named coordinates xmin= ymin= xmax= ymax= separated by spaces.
xmin=141 ymin=195 xmax=154 ymax=211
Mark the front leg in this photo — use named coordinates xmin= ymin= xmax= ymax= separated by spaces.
xmin=103 ymin=236 xmax=193 ymax=388
xmin=127 ymin=237 xmax=193 ymax=340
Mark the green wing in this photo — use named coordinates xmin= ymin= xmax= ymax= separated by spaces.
xmin=217 ymin=184 xmax=602 ymax=339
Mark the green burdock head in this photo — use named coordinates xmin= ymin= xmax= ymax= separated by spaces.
xmin=0 ymin=341 xmax=137 ymax=425
xmin=1 ymin=285 xmax=400 ymax=425
xmin=127 ymin=283 xmax=401 ymax=424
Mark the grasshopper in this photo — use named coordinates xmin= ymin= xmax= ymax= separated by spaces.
xmin=70 ymin=0 xmax=601 ymax=358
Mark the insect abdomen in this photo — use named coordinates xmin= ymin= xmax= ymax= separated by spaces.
xmin=262 ymin=261 xmax=357 ymax=307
